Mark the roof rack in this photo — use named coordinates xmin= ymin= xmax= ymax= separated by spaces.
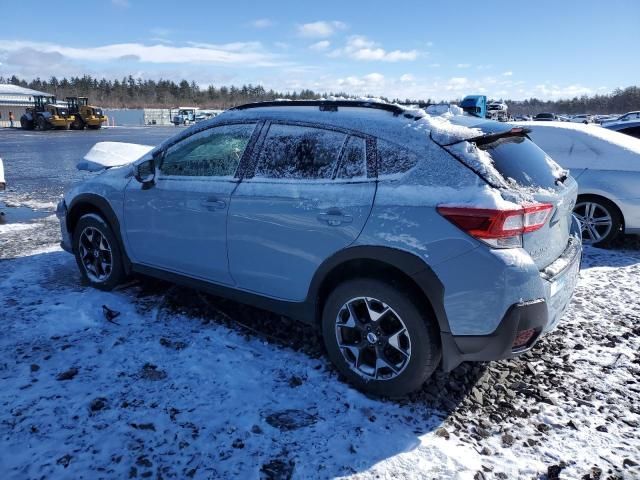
xmin=230 ymin=100 xmax=406 ymax=116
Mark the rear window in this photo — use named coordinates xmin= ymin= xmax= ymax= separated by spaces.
xmin=479 ymin=136 xmax=562 ymax=188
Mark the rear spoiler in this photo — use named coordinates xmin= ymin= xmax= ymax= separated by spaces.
xmin=439 ymin=127 xmax=531 ymax=147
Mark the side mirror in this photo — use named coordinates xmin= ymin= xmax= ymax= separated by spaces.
xmin=134 ymin=157 xmax=156 ymax=188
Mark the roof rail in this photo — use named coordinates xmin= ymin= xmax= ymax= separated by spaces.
xmin=230 ymin=100 xmax=406 ymax=116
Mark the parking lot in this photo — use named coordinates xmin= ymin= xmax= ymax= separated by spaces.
xmin=0 ymin=128 xmax=639 ymax=479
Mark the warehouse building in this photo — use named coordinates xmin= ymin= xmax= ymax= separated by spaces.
xmin=0 ymin=84 xmax=52 ymax=127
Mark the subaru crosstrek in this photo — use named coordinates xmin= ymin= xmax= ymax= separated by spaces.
xmin=57 ymin=100 xmax=582 ymax=396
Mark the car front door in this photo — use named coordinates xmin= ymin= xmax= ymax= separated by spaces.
xmin=123 ymin=122 xmax=258 ymax=284
xmin=227 ymin=122 xmax=376 ymax=301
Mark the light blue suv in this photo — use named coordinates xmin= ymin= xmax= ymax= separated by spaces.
xmin=57 ymin=101 xmax=582 ymax=396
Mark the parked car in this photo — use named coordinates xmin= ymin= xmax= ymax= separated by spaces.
xmin=603 ymin=120 xmax=640 ymax=139
xmin=604 ymin=111 xmax=640 ymax=125
xmin=524 ymin=122 xmax=640 ymax=245
xmin=533 ymin=112 xmax=557 ymax=121
xmin=569 ymin=114 xmax=593 ymax=124
xmin=57 ymin=100 xmax=581 ymax=396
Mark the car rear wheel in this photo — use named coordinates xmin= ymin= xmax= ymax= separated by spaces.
xmin=574 ymin=195 xmax=622 ymax=247
xmin=322 ymin=278 xmax=441 ymax=397
xmin=73 ymin=214 xmax=125 ymax=290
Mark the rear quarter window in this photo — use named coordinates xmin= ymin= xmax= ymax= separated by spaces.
xmin=377 ymin=140 xmax=419 ymax=178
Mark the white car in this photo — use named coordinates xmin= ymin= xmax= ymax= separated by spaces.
xmin=523 ymin=122 xmax=640 ymax=246
xmin=569 ymin=114 xmax=593 ymax=124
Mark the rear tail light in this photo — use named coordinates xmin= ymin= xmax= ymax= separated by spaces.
xmin=437 ymin=203 xmax=553 ymax=248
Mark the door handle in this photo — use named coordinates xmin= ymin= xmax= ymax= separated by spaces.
xmin=201 ymin=198 xmax=227 ymax=210
xmin=317 ymin=208 xmax=353 ymax=226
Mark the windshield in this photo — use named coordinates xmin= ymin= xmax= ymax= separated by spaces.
xmin=536 ymin=113 xmax=553 ymax=119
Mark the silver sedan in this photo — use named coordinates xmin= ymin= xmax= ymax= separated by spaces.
xmin=524 ymin=122 xmax=640 ymax=246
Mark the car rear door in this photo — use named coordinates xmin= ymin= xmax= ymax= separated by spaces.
xmin=123 ymin=122 xmax=258 ymax=284
xmin=227 ymin=122 xmax=376 ymax=301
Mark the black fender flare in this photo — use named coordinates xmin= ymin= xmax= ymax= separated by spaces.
xmin=306 ymin=245 xmax=450 ymax=335
xmin=67 ymin=193 xmax=132 ymax=272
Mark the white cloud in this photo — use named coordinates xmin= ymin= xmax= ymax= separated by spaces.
xmin=296 ymin=21 xmax=347 ymax=38
xmin=445 ymin=77 xmax=469 ymax=91
xmin=0 ymin=40 xmax=283 ymax=67
xmin=330 ymin=35 xmax=419 ymax=62
xmin=251 ymin=18 xmax=273 ymax=28
xmin=309 ymin=40 xmax=330 ymax=51
xmin=336 ymin=72 xmax=385 ymax=89
xmin=532 ymin=83 xmax=593 ymax=99
xmin=400 ymin=73 xmax=414 ymax=82
xmin=502 ymin=71 xmax=513 ymax=76
xmin=456 ymin=63 xmax=471 ymax=68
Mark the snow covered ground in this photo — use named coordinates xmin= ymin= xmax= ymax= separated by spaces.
xmin=0 ymin=210 xmax=639 ymax=480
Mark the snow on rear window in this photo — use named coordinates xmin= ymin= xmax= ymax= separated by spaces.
xmin=255 ymin=124 xmax=346 ymax=180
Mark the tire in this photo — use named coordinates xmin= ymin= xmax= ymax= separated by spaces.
xmin=37 ymin=116 xmax=48 ymax=130
xmin=73 ymin=214 xmax=125 ymax=290
xmin=322 ymin=278 xmax=441 ymax=397
xmin=71 ymin=117 xmax=85 ymax=130
xmin=574 ymin=195 xmax=623 ymax=247
xmin=20 ymin=117 xmax=34 ymax=130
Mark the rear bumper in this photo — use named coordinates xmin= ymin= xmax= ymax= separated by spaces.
xmin=441 ymin=299 xmax=548 ymax=370
xmin=441 ymin=222 xmax=582 ymax=371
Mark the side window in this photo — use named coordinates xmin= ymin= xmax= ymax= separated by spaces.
xmin=255 ymin=124 xmax=346 ymax=180
xmin=377 ymin=139 xmax=419 ymax=177
xmin=336 ymin=136 xmax=367 ymax=179
xmin=161 ymin=123 xmax=256 ymax=177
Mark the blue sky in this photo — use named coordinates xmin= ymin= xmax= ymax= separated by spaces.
xmin=1 ymin=0 xmax=638 ymax=100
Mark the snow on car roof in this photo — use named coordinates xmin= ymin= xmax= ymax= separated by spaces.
xmin=522 ymin=121 xmax=640 ymax=172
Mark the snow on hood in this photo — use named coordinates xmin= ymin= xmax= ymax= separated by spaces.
xmin=523 ymin=122 xmax=640 ymax=172
xmin=77 ymin=142 xmax=154 ymax=172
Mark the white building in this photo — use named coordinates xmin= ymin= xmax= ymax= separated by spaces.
xmin=0 ymin=84 xmax=52 ymax=127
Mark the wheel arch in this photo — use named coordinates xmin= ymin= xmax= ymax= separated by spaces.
xmin=307 ymin=246 xmax=449 ymax=337
xmin=67 ymin=194 xmax=132 ymax=272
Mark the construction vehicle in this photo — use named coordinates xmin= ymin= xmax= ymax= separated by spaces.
xmin=460 ymin=95 xmax=487 ymax=118
xmin=20 ymin=95 xmax=75 ymax=130
xmin=66 ymin=97 xmax=108 ymax=130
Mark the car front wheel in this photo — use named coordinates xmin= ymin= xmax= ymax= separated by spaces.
xmin=73 ymin=214 xmax=125 ymax=290
xmin=322 ymin=278 xmax=441 ymax=397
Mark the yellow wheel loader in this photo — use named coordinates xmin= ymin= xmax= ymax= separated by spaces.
xmin=66 ymin=97 xmax=108 ymax=130
xmin=20 ymin=95 xmax=75 ymax=130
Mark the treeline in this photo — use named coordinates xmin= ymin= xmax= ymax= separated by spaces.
xmin=0 ymin=75 xmax=347 ymax=109
xmin=506 ymin=86 xmax=640 ymax=115
xmin=1 ymin=75 xmax=639 ymax=114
